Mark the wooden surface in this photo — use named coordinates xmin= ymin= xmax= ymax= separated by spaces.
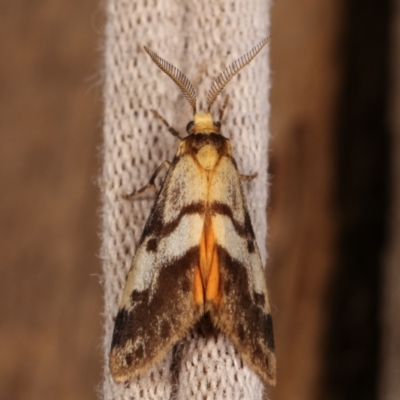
xmin=268 ymin=1 xmax=342 ymax=399
xmin=380 ymin=1 xmax=400 ymax=399
xmin=268 ymin=1 xmax=391 ymax=399
xmin=0 ymin=2 xmax=103 ymax=399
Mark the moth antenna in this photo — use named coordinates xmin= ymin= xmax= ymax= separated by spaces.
xmin=207 ymin=37 xmax=270 ymax=112
xmin=144 ymin=46 xmax=197 ymax=114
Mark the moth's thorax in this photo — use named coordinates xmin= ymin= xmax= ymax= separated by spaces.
xmin=196 ymin=144 xmax=219 ymax=170
xmin=176 ymin=112 xmax=232 ymax=171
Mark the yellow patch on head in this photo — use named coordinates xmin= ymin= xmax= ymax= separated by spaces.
xmin=193 ymin=113 xmax=216 ymax=134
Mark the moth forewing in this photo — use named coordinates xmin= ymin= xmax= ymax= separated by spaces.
xmin=109 ymin=38 xmax=276 ymax=386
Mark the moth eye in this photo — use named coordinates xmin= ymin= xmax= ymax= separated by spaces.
xmin=214 ymin=121 xmax=221 ymax=131
xmin=186 ymin=121 xmax=195 ymax=133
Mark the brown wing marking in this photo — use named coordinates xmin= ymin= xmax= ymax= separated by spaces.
xmin=205 ymin=155 xmax=276 ymax=385
xmin=110 ymin=246 xmax=202 ymax=381
xmin=210 ymin=246 xmax=276 ymax=386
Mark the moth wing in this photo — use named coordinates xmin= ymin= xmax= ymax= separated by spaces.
xmin=109 ymin=154 xmax=207 ymax=382
xmin=209 ymin=156 xmax=277 ymax=385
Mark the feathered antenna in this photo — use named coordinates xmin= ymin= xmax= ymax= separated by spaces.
xmin=207 ymin=37 xmax=270 ymax=112
xmin=144 ymin=46 xmax=197 ymax=114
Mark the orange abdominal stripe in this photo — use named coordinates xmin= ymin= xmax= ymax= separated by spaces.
xmin=194 ymin=216 xmax=222 ymax=307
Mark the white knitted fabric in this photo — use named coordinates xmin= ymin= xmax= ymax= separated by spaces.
xmin=101 ymin=1 xmax=271 ymax=399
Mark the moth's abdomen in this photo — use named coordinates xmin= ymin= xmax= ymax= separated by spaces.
xmin=194 ymin=215 xmax=222 ymax=308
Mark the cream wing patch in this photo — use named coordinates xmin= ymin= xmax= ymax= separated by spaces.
xmin=163 ymin=154 xmax=208 ymax=224
xmin=119 ymin=154 xmax=207 ymax=309
xmin=209 ymin=155 xmax=266 ymax=296
xmin=210 ymin=156 xmax=245 ymax=222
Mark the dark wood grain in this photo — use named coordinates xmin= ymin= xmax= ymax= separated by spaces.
xmin=267 ymin=1 xmax=342 ymax=399
xmin=0 ymin=2 xmax=103 ymax=399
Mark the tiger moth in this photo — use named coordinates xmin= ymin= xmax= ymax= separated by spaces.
xmin=109 ymin=38 xmax=276 ymax=386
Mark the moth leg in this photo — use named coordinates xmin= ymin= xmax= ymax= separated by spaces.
xmin=218 ymin=95 xmax=230 ymax=122
xmin=150 ymin=109 xmax=182 ymax=140
xmin=124 ymin=161 xmax=171 ymax=199
xmin=240 ymin=172 xmax=258 ymax=181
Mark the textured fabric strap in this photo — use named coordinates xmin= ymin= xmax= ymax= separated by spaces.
xmin=101 ymin=1 xmax=271 ymax=398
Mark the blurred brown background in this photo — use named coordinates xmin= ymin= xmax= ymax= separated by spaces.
xmin=0 ymin=1 xmax=398 ymax=400
xmin=0 ymin=1 xmax=103 ymax=399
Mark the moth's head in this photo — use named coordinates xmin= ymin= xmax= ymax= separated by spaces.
xmin=186 ymin=113 xmax=221 ymax=135
xmin=143 ymin=38 xmax=269 ymax=135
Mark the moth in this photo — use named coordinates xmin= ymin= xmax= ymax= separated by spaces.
xmin=109 ymin=38 xmax=276 ymax=387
